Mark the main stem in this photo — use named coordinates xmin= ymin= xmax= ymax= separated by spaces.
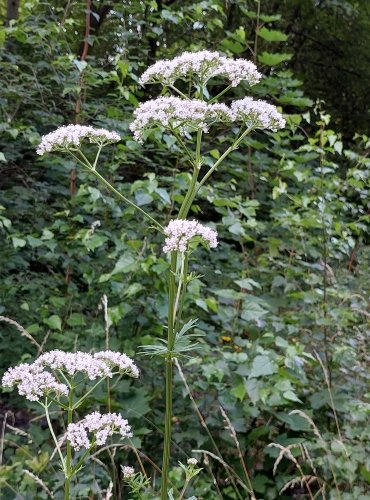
xmin=161 ymin=252 xmax=177 ymax=500
xmin=64 ymin=389 xmax=73 ymax=500
xmin=161 ymin=125 xmax=202 ymax=498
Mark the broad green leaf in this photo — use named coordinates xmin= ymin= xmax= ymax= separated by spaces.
xmin=249 ymin=355 xmax=278 ymax=378
xmin=12 ymin=237 xmax=26 ymax=249
xmin=258 ymin=52 xmax=292 ymax=66
xmin=258 ymin=27 xmax=288 ymax=42
xmin=44 ymin=315 xmax=62 ymax=331
xmin=231 ymin=382 xmax=246 ymax=401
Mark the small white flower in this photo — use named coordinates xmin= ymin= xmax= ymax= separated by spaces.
xmin=122 ymin=466 xmax=135 ymax=479
xmin=163 ymin=219 xmax=218 ymax=254
xmin=130 ymin=96 xmax=232 ymax=143
xmin=37 ymin=124 xmax=120 ymax=155
xmin=139 ymin=50 xmax=261 ymax=88
xmin=231 ymin=97 xmax=285 ymax=131
xmin=66 ymin=412 xmax=132 ymax=451
xmin=2 ymin=363 xmax=69 ymax=402
xmin=187 ymin=458 xmax=198 ymax=466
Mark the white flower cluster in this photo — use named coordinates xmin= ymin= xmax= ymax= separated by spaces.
xmin=231 ymin=97 xmax=286 ymax=132
xmin=129 ymin=96 xmax=232 ymax=143
xmin=139 ymin=50 xmax=262 ymax=87
xmin=163 ymin=219 xmax=218 ymax=253
xmin=187 ymin=458 xmax=198 ymax=466
xmin=2 ymin=363 xmax=69 ymax=402
xmin=130 ymin=95 xmax=284 ymax=143
xmin=66 ymin=411 xmax=132 ymax=450
xmin=36 ymin=349 xmax=140 ymax=380
xmin=122 ymin=466 xmax=135 ymax=479
xmin=2 ymin=350 xmax=139 ymax=402
xmin=37 ymin=124 xmax=120 ymax=155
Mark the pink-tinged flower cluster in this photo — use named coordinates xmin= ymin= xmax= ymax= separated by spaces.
xmin=36 ymin=124 xmax=120 ymax=155
xmin=66 ymin=412 xmax=132 ymax=450
xmin=36 ymin=350 xmax=140 ymax=380
xmin=122 ymin=466 xmax=135 ymax=479
xmin=139 ymin=50 xmax=262 ymax=88
xmin=163 ymin=219 xmax=218 ymax=253
xmin=2 ymin=363 xmax=68 ymax=402
xmin=231 ymin=98 xmax=286 ymax=132
xmin=2 ymin=350 xmax=139 ymax=402
xmin=130 ymin=96 xmax=232 ymax=143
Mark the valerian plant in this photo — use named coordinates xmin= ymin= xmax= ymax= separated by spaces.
xmin=30 ymin=50 xmax=285 ymax=499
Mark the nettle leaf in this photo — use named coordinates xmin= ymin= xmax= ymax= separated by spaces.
xmin=258 ymin=52 xmax=293 ymax=66
xmin=258 ymin=27 xmax=288 ymax=42
xmin=249 ymin=355 xmax=278 ymax=378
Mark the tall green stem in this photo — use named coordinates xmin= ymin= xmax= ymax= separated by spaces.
xmin=161 ymin=252 xmax=177 ymax=500
xmin=68 ymin=152 xmax=163 ymax=232
xmin=44 ymin=401 xmax=66 ymax=471
xmin=64 ymin=389 xmax=73 ymax=500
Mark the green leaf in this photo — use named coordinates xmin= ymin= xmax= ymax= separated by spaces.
xmin=258 ymin=52 xmax=293 ymax=66
xmin=249 ymin=355 xmax=278 ymax=378
xmin=231 ymin=382 xmax=246 ymax=401
xmin=283 ymin=390 xmax=302 ymax=403
xmin=73 ymin=59 xmax=87 ymax=72
xmin=44 ymin=315 xmax=62 ymax=331
xmin=0 ymin=152 xmax=6 ymax=162
xmin=111 ymin=255 xmax=136 ymax=275
xmin=12 ymin=237 xmax=26 ymax=249
xmin=258 ymin=27 xmax=288 ymax=42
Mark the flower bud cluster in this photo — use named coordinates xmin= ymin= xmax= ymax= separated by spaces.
xmin=66 ymin=411 xmax=132 ymax=450
xmin=122 ymin=466 xmax=135 ymax=479
xmin=36 ymin=125 xmax=120 ymax=155
xmin=139 ymin=50 xmax=262 ymax=87
xmin=2 ymin=350 xmax=139 ymax=402
xmin=163 ymin=219 xmax=218 ymax=253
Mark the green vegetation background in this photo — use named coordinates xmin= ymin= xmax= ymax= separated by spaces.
xmin=0 ymin=0 xmax=369 ymax=498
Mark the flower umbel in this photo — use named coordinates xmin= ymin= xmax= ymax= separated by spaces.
xmin=66 ymin=412 xmax=132 ymax=450
xmin=130 ymin=96 xmax=232 ymax=143
xmin=37 ymin=124 xmax=120 ymax=155
xmin=122 ymin=466 xmax=136 ymax=479
xmin=163 ymin=220 xmax=218 ymax=253
xmin=2 ymin=363 xmax=69 ymax=402
xmin=2 ymin=350 xmax=139 ymax=401
xmin=139 ymin=50 xmax=262 ymax=87
xmin=231 ymin=97 xmax=286 ymax=131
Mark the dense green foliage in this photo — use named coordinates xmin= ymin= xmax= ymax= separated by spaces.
xmin=0 ymin=0 xmax=369 ymax=498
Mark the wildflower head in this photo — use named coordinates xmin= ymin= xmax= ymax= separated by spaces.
xmin=129 ymin=97 xmax=232 ymax=143
xmin=66 ymin=412 xmax=132 ymax=450
xmin=187 ymin=458 xmax=198 ymax=466
xmin=231 ymin=98 xmax=285 ymax=131
xmin=2 ymin=350 xmax=139 ymax=402
xmin=36 ymin=124 xmax=120 ymax=155
xmin=2 ymin=363 xmax=69 ymax=402
xmin=139 ymin=50 xmax=262 ymax=88
xmin=122 ymin=466 xmax=136 ymax=479
xmin=163 ymin=219 xmax=218 ymax=254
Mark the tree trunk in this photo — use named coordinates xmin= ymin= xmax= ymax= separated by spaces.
xmin=6 ymin=0 xmax=20 ymax=24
